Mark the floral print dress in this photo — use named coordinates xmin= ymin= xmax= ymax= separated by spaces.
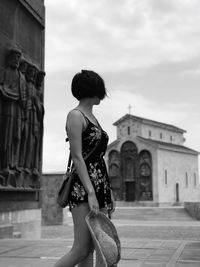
xmin=68 ymin=110 xmax=112 ymax=211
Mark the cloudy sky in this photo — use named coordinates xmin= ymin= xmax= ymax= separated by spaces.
xmin=43 ymin=0 xmax=200 ymax=173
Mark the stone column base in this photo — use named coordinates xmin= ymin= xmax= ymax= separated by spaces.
xmin=0 ymin=209 xmax=41 ymax=239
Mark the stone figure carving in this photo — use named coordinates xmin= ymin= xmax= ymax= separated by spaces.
xmin=0 ymin=48 xmax=26 ymax=186
xmin=0 ymin=49 xmax=45 ymax=189
xmin=18 ymin=58 xmax=29 ymax=171
xmin=23 ymin=63 xmax=38 ymax=187
xmin=19 ymin=58 xmax=29 ymax=76
xmin=109 ymin=163 xmax=119 ymax=177
xmin=139 ymin=150 xmax=151 ymax=165
xmin=32 ymin=70 xmax=45 ymax=187
xmin=108 ymin=150 xmax=119 ymax=164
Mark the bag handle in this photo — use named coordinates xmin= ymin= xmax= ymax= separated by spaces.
xmin=67 ymin=152 xmax=72 ymax=172
xmin=65 ymin=137 xmax=72 ymax=172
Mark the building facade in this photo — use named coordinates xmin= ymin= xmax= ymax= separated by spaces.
xmin=105 ymin=114 xmax=200 ymax=206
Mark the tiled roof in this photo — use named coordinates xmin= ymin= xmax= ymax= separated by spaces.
xmin=113 ymin=114 xmax=186 ymax=133
xmin=138 ymin=136 xmax=199 ymax=155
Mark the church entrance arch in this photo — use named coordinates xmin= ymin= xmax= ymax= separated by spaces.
xmin=121 ymin=141 xmax=138 ymax=201
xmin=138 ymin=150 xmax=153 ymax=200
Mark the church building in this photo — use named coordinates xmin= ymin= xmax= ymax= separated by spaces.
xmin=105 ymin=114 xmax=200 ymax=206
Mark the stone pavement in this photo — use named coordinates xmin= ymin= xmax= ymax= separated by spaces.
xmin=0 ymin=217 xmax=200 ymax=267
xmin=1 ymin=238 xmax=200 ymax=267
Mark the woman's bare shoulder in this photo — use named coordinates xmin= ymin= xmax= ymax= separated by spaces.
xmin=66 ymin=109 xmax=84 ymax=126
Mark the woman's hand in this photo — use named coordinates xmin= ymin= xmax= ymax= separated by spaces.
xmin=88 ymin=191 xmax=99 ymax=216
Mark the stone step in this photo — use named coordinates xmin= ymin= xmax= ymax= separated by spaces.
xmin=112 ymin=206 xmax=195 ymax=221
xmin=43 ymin=218 xmax=200 ymax=241
xmin=113 ymin=220 xmax=200 ymax=240
xmin=0 ymin=224 xmax=13 ymax=239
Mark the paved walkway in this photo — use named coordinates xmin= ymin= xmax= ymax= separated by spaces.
xmin=0 ymin=238 xmax=200 ymax=266
xmin=0 ymin=218 xmax=200 ymax=267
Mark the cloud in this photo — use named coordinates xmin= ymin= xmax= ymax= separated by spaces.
xmin=180 ymin=68 xmax=200 ymax=76
xmin=46 ymin=0 xmax=200 ymax=73
xmin=97 ymin=90 xmax=192 ymax=130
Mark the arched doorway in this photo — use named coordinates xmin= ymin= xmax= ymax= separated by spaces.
xmin=121 ymin=141 xmax=138 ymax=201
xmin=175 ymin=183 xmax=179 ymax=202
xmin=138 ymin=150 xmax=153 ymax=200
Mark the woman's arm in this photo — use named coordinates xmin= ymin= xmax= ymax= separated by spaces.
xmin=66 ymin=110 xmax=99 ymax=214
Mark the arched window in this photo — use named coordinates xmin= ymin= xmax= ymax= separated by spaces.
xmin=194 ymin=173 xmax=197 ymax=187
xmin=149 ymin=130 xmax=151 ymax=138
xmin=165 ymin=170 xmax=167 ymax=185
xmin=185 ymin=172 xmax=188 ymax=187
xmin=194 ymin=173 xmax=197 ymax=186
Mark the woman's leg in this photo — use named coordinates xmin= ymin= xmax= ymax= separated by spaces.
xmin=77 ymin=208 xmax=108 ymax=267
xmin=77 ymin=250 xmax=94 ymax=267
xmin=53 ymin=203 xmax=93 ymax=267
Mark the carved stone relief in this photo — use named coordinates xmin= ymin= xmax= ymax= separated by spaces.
xmin=138 ymin=150 xmax=153 ymax=200
xmin=0 ymin=48 xmax=45 ymax=188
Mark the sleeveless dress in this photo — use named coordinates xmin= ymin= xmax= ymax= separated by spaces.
xmin=68 ymin=109 xmax=112 ymax=211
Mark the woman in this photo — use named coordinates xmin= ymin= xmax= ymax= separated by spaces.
xmin=54 ymin=70 xmax=115 ymax=267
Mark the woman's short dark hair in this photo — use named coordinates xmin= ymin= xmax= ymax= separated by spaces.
xmin=71 ymin=70 xmax=107 ymax=100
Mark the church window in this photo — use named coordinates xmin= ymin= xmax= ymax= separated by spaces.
xmin=149 ymin=130 xmax=151 ymax=138
xmin=160 ymin=133 xmax=162 ymax=139
xmin=185 ymin=172 xmax=188 ymax=187
xmin=164 ymin=170 xmax=167 ymax=185
xmin=194 ymin=173 xmax=197 ymax=187
xmin=170 ymin=136 xmax=173 ymax=142
xmin=127 ymin=126 xmax=130 ymax=135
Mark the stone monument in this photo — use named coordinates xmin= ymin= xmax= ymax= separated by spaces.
xmin=0 ymin=0 xmax=45 ymax=238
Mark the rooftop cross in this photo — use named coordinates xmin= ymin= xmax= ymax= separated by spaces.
xmin=128 ymin=104 xmax=132 ymax=115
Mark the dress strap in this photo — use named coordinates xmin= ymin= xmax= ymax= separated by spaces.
xmin=65 ymin=109 xmax=88 ymax=142
xmin=73 ymin=108 xmax=100 ymax=128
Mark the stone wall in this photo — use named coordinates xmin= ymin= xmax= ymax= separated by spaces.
xmin=141 ymin=124 xmax=184 ymax=145
xmin=158 ymin=150 xmax=200 ymax=204
xmin=0 ymin=0 xmax=45 ymax=70
xmin=0 ymin=208 xmax=41 ymax=238
xmin=41 ymin=174 xmax=64 ymax=225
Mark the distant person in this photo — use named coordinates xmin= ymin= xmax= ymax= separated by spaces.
xmin=54 ymin=70 xmax=115 ymax=267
